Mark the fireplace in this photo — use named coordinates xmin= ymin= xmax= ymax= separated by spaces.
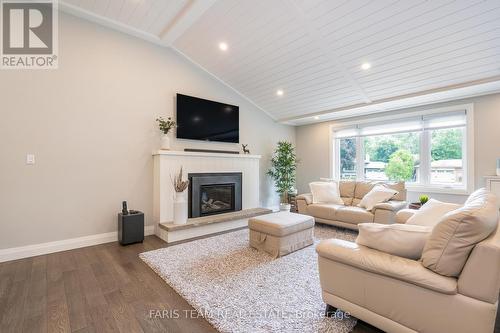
xmin=188 ymin=172 xmax=242 ymax=218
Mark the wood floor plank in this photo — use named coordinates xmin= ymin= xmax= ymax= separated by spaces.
xmin=47 ymin=253 xmax=71 ymax=333
xmin=22 ymin=256 xmax=48 ymax=333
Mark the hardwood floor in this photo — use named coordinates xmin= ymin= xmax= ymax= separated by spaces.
xmin=0 ymin=235 xmax=498 ymax=333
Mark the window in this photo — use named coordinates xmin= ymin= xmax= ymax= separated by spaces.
xmin=363 ymin=132 xmax=420 ymax=182
xmin=332 ymin=106 xmax=472 ymax=193
xmin=339 ymin=137 xmax=356 ymax=180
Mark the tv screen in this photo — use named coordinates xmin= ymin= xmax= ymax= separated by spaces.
xmin=176 ymin=94 xmax=239 ymax=143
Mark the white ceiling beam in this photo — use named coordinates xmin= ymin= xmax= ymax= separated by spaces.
xmin=281 ymin=75 xmax=500 ymax=125
xmin=159 ymin=0 xmax=218 ymax=46
xmin=59 ymin=1 xmax=163 ymax=46
xmin=287 ymin=0 xmax=372 ymax=104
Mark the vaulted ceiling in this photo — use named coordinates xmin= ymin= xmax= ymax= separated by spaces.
xmin=61 ymin=0 xmax=500 ymax=125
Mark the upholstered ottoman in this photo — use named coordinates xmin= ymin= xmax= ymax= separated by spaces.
xmin=248 ymin=212 xmax=315 ymax=258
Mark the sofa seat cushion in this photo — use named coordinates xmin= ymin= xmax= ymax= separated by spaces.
xmin=336 ymin=206 xmax=374 ymax=224
xmin=307 ymin=203 xmax=343 ymax=220
xmin=248 ymin=212 xmax=315 ymax=237
xmin=316 ymin=239 xmax=457 ymax=294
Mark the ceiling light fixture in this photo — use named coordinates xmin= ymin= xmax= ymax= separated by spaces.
xmin=276 ymin=89 xmax=284 ymax=96
xmin=218 ymin=42 xmax=228 ymax=51
xmin=361 ymin=62 xmax=371 ymax=70
xmin=314 ymin=116 xmax=320 ymax=120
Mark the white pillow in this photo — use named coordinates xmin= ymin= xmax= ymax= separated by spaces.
xmin=309 ymin=181 xmax=344 ymax=205
xmin=358 ymin=185 xmax=398 ymax=211
xmin=406 ymin=199 xmax=461 ymax=227
xmin=356 ymin=223 xmax=432 ymax=260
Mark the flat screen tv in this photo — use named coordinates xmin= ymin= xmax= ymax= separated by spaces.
xmin=176 ymin=94 xmax=239 ymax=143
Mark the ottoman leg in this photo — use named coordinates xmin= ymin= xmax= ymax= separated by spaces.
xmin=325 ymin=304 xmax=337 ymax=317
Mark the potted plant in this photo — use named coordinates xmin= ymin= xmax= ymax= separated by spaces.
xmin=156 ymin=116 xmax=176 ymax=150
xmin=409 ymin=195 xmax=429 ymax=210
xmin=172 ymin=167 xmax=189 ymax=224
xmin=267 ymin=141 xmax=299 ymax=211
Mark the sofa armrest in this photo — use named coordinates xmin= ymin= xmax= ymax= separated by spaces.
xmin=395 ymin=209 xmax=417 ymax=224
xmin=316 ymin=239 xmax=457 ymax=294
xmin=458 ymin=226 xmax=500 ymax=303
xmin=372 ymin=201 xmax=407 ymax=224
xmin=373 ymin=200 xmax=407 ymax=212
xmin=296 ymin=193 xmax=312 ymax=214
xmin=297 ymin=193 xmax=313 ymax=205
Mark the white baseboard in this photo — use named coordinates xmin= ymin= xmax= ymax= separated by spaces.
xmin=0 ymin=225 xmax=155 ymax=263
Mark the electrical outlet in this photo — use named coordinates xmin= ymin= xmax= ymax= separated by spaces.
xmin=26 ymin=154 xmax=35 ymax=165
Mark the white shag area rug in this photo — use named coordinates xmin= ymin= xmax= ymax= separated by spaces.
xmin=140 ymin=224 xmax=358 ymax=333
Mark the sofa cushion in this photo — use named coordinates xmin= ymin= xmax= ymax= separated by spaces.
xmin=384 ymin=182 xmax=406 ymax=201
xmin=248 ymin=212 xmax=315 ymax=237
xmin=406 ymin=199 xmax=461 ymax=227
xmin=339 ymin=181 xmax=356 ymax=205
xmin=307 ymin=203 xmax=343 ymax=220
xmin=422 ymin=188 xmax=499 ymax=277
xmin=356 ymin=223 xmax=432 ymax=260
xmin=316 ymin=239 xmax=457 ymax=294
xmin=354 ymin=181 xmax=376 ymax=200
xmin=336 ymin=206 xmax=374 ymax=224
xmin=309 ymin=181 xmax=344 ymax=204
xmin=358 ymin=185 xmax=398 ymax=211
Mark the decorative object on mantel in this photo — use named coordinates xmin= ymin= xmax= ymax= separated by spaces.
xmin=267 ymin=141 xmax=299 ymax=212
xmin=409 ymin=195 xmax=429 ymax=210
xmin=156 ymin=116 xmax=176 ymax=150
xmin=497 ymin=158 xmax=500 ymax=176
xmin=172 ymin=167 xmax=189 ymax=225
xmin=242 ymin=144 xmax=250 ymax=154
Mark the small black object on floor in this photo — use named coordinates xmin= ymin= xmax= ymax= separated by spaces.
xmin=118 ymin=210 xmax=144 ymax=245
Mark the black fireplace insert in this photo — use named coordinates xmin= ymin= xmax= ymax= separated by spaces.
xmin=188 ymin=172 xmax=242 ymax=218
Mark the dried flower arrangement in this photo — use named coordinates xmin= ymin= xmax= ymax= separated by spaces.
xmin=172 ymin=167 xmax=189 ymax=193
xmin=156 ymin=117 xmax=176 ymax=135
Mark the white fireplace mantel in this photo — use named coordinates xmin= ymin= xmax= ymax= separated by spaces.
xmin=153 ymin=150 xmax=262 ymax=159
xmin=153 ymin=150 xmax=261 ymax=237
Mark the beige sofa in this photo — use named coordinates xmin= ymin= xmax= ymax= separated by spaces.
xmin=297 ymin=181 xmax=407 ymax=230
xmin=317 ymin=197 xmax=500 ymax=333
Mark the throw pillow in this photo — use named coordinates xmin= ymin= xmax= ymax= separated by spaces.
xmin=406 ymin=199 xmax=461 ymax=227
xmin=421 ymin=188 xmax=499 ymax=277
xmin=358 ymin=185 xmax=398 ymax=211
xmin=356 ymin=223 xmax=432 ymax=260
xmin=309 ymin=181 xmax=344 ymax=205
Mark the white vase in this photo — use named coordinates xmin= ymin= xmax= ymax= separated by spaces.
xmin=280 ymin=203 xmax=291 ymax=212
xmin=173 ymin=191 xmax=188 ymax=225
xmin=160 ymin=134 xmax=171 ymax=150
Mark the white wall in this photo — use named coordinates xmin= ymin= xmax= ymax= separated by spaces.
xmin=296 ymin=93 xmax=500 ymax=204
xmin=0 ymin=13 xmax=294 ymax=249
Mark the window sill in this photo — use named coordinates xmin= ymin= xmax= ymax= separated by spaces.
xmin=405 ymin=184 xmax=469 ymax=195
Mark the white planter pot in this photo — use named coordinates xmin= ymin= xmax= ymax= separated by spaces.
xmin=173 ymin=191 xmax=188 ymax=225
xmin=160 ymin=134 xmax=171 ymax=150
xmin=280 ymin=203 xmax=291 ymax=212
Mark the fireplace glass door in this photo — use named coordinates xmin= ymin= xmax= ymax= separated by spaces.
xmin=200 ymin=184 xmax=235 ymax=216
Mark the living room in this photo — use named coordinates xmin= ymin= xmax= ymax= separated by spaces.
xmin=1 ymin=1 xmax=500 ymax=333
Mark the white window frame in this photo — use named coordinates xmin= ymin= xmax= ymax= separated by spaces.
xmin=330 ymin=104 xmax=474 ymax=195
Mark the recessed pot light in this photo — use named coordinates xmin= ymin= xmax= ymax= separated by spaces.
xmin=361 ymin=62 xmax=371 ymax=70
xmin=218 ymin=42 xmax=228 ymax=51
xmin=276 ymin=89 xmax=284 ymax=96
xmin=314 ymin=116 xmax=320 ymax=120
